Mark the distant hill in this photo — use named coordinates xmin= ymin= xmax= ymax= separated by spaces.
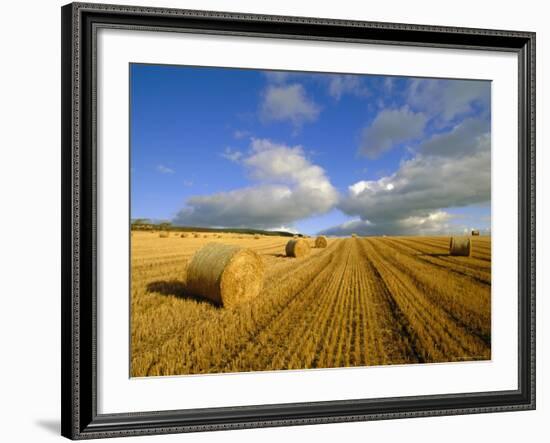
xmin=130 ymin=220 xmax=298 ymax=237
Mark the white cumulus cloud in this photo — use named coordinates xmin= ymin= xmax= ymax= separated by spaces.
xmin=156 ymin=164 xmax=174 ymax=174
xmin=263 ymin=71 xmax=291 ymax=84
xmin=327 ymin=75 xmax=369 ymax=100
xmin=221 ymin=147 xmax=243 ymax=162
xmin=233 ymin=129 xmax=251 ymax=140
xmin=173 ymin=139 xmax=338 ymax=229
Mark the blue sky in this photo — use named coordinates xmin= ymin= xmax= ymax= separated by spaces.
xmin=130 ymin=64 xmax=491 ymax=236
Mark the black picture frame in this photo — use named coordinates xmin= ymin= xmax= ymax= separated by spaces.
xmin=61 ymin=2 xmax=536 ymax=439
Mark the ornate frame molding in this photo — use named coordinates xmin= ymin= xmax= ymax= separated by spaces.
xmin=61 ymin=2 xmax=535 ymax=439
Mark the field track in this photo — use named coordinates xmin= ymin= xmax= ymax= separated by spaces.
xmin=131 ymin=232 xmax=491 ymax=376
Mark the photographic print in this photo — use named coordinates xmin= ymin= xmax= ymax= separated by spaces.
xmin=130 ymin=64 xmax=491 ymax=377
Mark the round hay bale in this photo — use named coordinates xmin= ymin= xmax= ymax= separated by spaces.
xmin=186 ymin=243 xmax=265 ymax=307
xmin=180 ymin=233 xmax=188 ymax=238
xmin=449 ymin=236 xmax=471 ymax=256
xmin=159 ymin=231 xmax=169 ymax=238
xmin=351 ymin=233 xmax=357 ymax=238
xmin=286 ymin=238 xmax=310 ymax=258
xmin=254 ymin=234 xmax=260 ymax=239
xmin=314 ymin=236 xmax=328 ymax=248
xmin=471 ymin=229 xmax=480 ymax=236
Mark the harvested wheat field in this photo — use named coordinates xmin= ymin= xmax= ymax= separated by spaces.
xmin=131 ymin=231 xmax=491 ymax=377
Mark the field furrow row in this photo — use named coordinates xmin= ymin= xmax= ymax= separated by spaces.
xmin=370 ymin=239 xmax=491 ymax=346
xmin=362 ymin=238 xmax=490 ymax=362
xmin=398 ymin=238 xmax=492 ymax=272
xmin=388 ymin=238 xmax=491 ymax=285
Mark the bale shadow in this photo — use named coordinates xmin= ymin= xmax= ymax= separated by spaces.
xmin=417 ymin=253 xmax=450 ymax=257
xmin=146 ymin=280 xmax=220 ymax=307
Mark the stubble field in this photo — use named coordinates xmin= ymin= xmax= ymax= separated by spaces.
xmin=130 ymin=231 xmax=491 ymax=377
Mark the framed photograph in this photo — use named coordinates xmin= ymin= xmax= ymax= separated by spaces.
xmin=61 ymin=2 xmax=536 ymax=439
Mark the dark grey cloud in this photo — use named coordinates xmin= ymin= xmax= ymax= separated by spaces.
xmin=319 ymin=211 xmax=464 ymax=237
xmin=339 ymin=150 xmax=490 ymax=223
xmin=420 ymin=118 xmax=490 ymax=157
xmin=324 ymin=116 xmax=491 ymax=236
xmin=407 ymin=78 xmax=490 ymax=122
xmin=319 ymin=210 xmax=490 ymax=237
xmin=359 ymin=106 xmax=427 ymax=159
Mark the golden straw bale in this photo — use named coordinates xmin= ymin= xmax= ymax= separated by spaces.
xmin=159 ymin=231 xmax=169 ymax=238
xmin=314 ymin=236 xmax=328 ymax=248
xmin=186 ymin=243 xmax=265 ymax=307
xmin=449 ymin=236 xmax=471 ymax=256
xmin=285 ymin=238 xmax=311 ymax=258
xmin=471 ymin=229 xmax=480 ymax=236
xmin=180 ymin=233 xmax=188 ymax=238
